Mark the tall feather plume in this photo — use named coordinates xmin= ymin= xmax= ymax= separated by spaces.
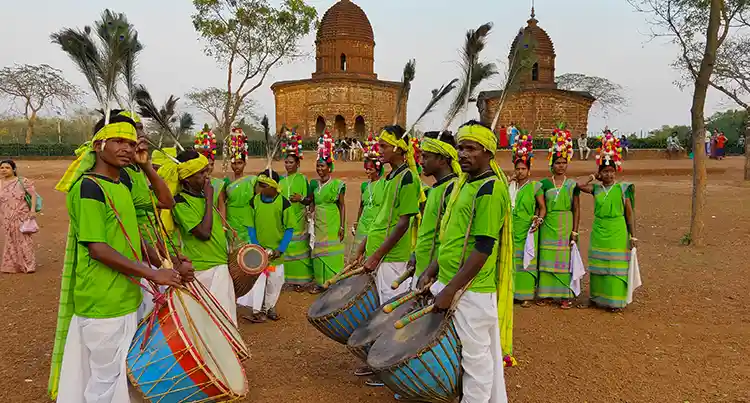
xmin=443 ymin=22 xmax=497 ymax=130
xmin=123 ymin=31 xmax=143 ymax=117
xmin=51 ymin=27 xmax=105 ymax=106
xmin=393 ymin=59 xmax=416 ymax=126
xmin=177 ymin=113 xmax=195 ymax=140
xmin=261 ymin=115 xmax=275 ymax=174
xmin=94 ymin=10 xmax=134 ymax=124
xmin=134 ymin=85 xmax=184 ymax=151
xmin=412 ymin=79 xmax=459 ymax=133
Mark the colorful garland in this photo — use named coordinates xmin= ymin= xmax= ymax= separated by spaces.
xmin=228 ymin=127 xmax=248 ymax=163
xmin=194 ymin=125 xmax=217 ymax=161
xmin=281 ymin=127 xmax=303 ymax=159
xmin=548 ymin=123 xmax=573 ymax=166
xmin=512 ymin=131 xmax=533 ymax=167
xmin=596 ymin=129 xmax=623 ymax=172
xmin=363 ymin=132 xmax=383 ymax=172
xmin=317 ymin=129 xmax=335 ymax=170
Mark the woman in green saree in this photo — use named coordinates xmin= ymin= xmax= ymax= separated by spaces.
xmin=225 ymin=152 xmax=256 ymax=243
xmin=537 ymin=128 xmax=580 ymax=309
xmin=309 ymin=143 xmax=346 ymax=294
xmin=577 ymin=132 xmax=636 ymax=312
xmin=280 ymin=152 xmax=314 ymax=290
xmin=509 ymin=135 xmax=546 ymax=307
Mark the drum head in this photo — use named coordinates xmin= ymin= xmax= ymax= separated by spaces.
xmin=308 ymin=274 xmax=371 ymax=318
xmin=172 ymin=289 xmax=248 ymax=395
xmin=348 ymin=293 xmax=419 ymax=349
xmin=238 ymin=244 xmax=267 ymax=274
xmin=367 ymin=310 xmax=445 ymax=370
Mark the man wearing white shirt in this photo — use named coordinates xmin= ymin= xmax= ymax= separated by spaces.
xmin=577 ymin=133 xmax=591 ymax=160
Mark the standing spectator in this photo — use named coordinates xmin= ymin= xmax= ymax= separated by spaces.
xmin=738 ymin=135 xmax=745 ymax=151
xmin=666 ymin=132 xmax=684 ymax=160
xmin=577 ymin=133 xmax=591 ymax=160
xmin=620 ymin=135 xmax=630 ymax=159
xmin=0 ymin=159 xmax=38 ymax=274
xmin=704 ymin=129 xmax=712 ymax=156
xmin=716 ymin=132 xmax=727 ymax=160
xmin=350 ymin=138 xmax=363 ymax=161
xmin=710 ymin=130 xmax=719 ymax=159
xmin=498 ymin=125 xmax=509 ymax=148
xmin=508 ymin=123 xmax=519 ymax=147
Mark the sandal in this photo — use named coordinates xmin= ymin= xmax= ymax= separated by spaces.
xmin=608 ymin=307 xmax=624 ymax=313
xmin=560 ymin=300 xmax=573 ymax=310
xmin=266 ymin=307 xmax=280 ymax=321
xmin=354 ymin=366 xmax=373 ymax=377
xmin=242 ymin=312 xmax=267 ymax=323
xmin=536 ymin=299 xmax=550 ymax=307
xmin=520 ymin=301 xmax=532 ymax=308
xmin=576 ymin=300 xmax=592 ymax=309
xmin=364 ymin=377 xmax=384 ymax=387
xmin=308 ymin=285 xmax=324 ymax=295
xmin=293 ymin=285 xmax=306 ymax=293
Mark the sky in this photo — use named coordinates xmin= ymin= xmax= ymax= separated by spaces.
xmin=0 ymin=0 xmax=735 ymax=137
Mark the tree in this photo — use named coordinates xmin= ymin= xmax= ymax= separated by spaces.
xmin=191 ymin=0 xmax=317 ymax=138
xmin=555 ymin=73 xmax=628 ymax=117
xmin=630 ymin=0 xmax=727 ymax=247
xmin=185 ymin=87 xmax=258 ymax=132
xmin=0 ymin=64 xmax=82 ymax=143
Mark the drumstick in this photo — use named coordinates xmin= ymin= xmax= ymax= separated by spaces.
xmin=323 ymin=267 xmax=365 ymax=288
xmin=394 ymin=305 xmax=434 ymax=329
xmin=390 ymin=265 xmax=416 ymax=290
xmin=322 ymin=261 xmax=361 ymax=289
xmin=383 ymin=280 xmax=434 ymax=313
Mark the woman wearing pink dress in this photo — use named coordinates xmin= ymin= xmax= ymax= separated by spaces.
xmin=0 ymin=160 xmax=37 ymax=274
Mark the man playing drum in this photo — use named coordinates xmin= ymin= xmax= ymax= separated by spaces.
xmin=417 ymin=121 xmax=512 ymax=403
xmin=409 ymin=130 xmax=460 ymax=291
xmin=166 ymin=150 xmax=238 ymax=323
xmin=238 ymin=169 xmax=294 ymax=323
xmin=357 ymin=125 xmax=422 ymax=302
xmin=48 ymin=112 xmax=186 ymax=402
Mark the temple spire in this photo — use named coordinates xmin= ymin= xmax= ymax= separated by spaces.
xmin=531 ymin=0 xmax=535 ymax=18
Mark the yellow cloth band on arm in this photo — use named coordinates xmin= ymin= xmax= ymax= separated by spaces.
xmin=257 ymin=174 xmax=281 ymax=192
xmin=421 ymin=137 xmax=462 ymax=175
xmin=156 ymin=154 xmax=209 ymax=232
xmin=55 ymin=121 xmax=138 ymax=193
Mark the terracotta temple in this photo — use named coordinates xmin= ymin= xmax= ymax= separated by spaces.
xmin=477 ymin=8 xmax=595 ymax=136
xmin=271 ymin=0 xmax=406 ymax=138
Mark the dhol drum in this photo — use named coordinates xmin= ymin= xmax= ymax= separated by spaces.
xmin=128 ymin=288 xmax=248 ymax=402
xmin=307 ymin=273 xmax=379 ymax=344
xmin=367 ymin=313 xmax=462 ymax=403
xmin=229 ymin=243 xmax=269 ymax=297
xmin=347 ymin=292 xmax=421 ymax=362
xmin=187 ymin=281 xmax=250 ymax=361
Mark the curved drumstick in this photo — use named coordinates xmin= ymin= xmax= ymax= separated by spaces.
xmin=390 ymin=265 xmax=416 ymax=290
xmin=322 ymin=260 xmax=361 ymax=289
xmin=394 ymin=305 xmax=434 ymax=329
xmin=324 ymin=267 xmax=366 ymax=288
xmin=383 ymin=280 xmax=434 ymax=313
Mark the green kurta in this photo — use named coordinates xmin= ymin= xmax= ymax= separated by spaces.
xmin=512 ymin=181 xmax=543 ymax=301
xmin=355 ymin=178 xmax=386 ymax=245
xmin=247 ymin=194 xmax=293 ymax=266
xmin=537 ymin=178 xmax=579 ymax=300
xmin=226 ymin=175 xmax=256 ymax=243
xmin=280 ymin=172 xmax=313 ymax=285
xmin=588 ymin=183 xmax=635 ymax=308
xmin=414 ymin=174 xmax=456 ymax=278
xmin=173 ymin=190 xmax=228 ymax=271
xmin=310 ymin=178 xmax=346 ymax=285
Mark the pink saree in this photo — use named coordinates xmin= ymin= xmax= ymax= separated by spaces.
xmin=0 ymin=178 xmax=36 ymax=273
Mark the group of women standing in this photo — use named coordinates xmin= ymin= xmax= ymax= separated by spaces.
xmin=509 ymin=128 xmax=637 ymax=313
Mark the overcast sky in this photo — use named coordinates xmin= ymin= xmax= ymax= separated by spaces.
xmin=0 ymin=0 xmax=733 ymax=136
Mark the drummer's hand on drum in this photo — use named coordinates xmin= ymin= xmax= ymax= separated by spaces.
xmin=433 ymin=285 xmax=456 ymax=313
xmin=175 ymin=256 xmax=195 ymax=283
xmin=269 ymin=249 xmax=282 ymax=260
xmin=363 ymin=253 xmax=381 ymax=272
xmin=150 ymin=268 xmax=182 ymax=288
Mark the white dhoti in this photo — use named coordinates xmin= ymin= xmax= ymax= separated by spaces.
xmin=431 ymin=282 xmax=508 ymax=403
xmin=194 ymin=264 xmax=237 ymax=323
xmin=236 ymin=265 xmax=285 ymax=312
xmin=56 ymin=312 xmax=138 ymax=403
xmin=375 ymin=261 xmax=411 ymax=303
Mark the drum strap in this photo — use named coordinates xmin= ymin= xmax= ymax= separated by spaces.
xmin=425 ymin=178 xmax=456 ymax=268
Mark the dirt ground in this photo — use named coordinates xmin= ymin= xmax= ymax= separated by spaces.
xmin=0 ymin=156 xmax=748 ymax=403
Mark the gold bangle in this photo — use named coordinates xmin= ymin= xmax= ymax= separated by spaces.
xmin=571 ymin=231 xmax=579 ymax=236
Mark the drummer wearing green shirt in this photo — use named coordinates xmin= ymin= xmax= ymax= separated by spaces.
xmin=171 ymin=150 xmax=237 ymax=323
xmin=357 ymin=125 xmax=421 ymax=304
xmin=408 ymin=130 xmax=460 ymax=291
xmin=417 ymin=121 xmax=511 ymax=402
xmin=239 ymin=169 xmax=294 ymax=323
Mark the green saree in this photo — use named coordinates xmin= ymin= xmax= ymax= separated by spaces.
xmin=280 ymin=173 xmax=313 ymax=285
xmin=226 ymin=175 xmax=256 ymax=243
xmin=588 ymin=183 xmax=635 ymax=308
xmin=537 ymin=178 xmax=578 ymax=300
xmin=355 ymin=178 xmax=386 ymax=246
xmin=311 ymin=178 xmax=346 ymax=285
xmin=511 ymin=181 xmax=542 ymax=301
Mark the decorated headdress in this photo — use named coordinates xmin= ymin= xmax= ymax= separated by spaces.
xmin=548 ymin=123 xmax=573 ymax=167
xmin=228 ymin=127 xmax=248 ymax=163
xmin=596 ymin=130 xmax=624 ymax=172
xmin=317 ymin=129 xmax=335 ymax=171
xmin=194 ymin=125 xmax=217 ymax=161
xmin=281 ymin=127 xmax=303 ymax=159
xmin=512 ymin=130 xmax=533 ymax=168
xmin=410 ymin=137 xmax=423 ymax=173
xmin=363 ymin=132 xmax=383 ymax=174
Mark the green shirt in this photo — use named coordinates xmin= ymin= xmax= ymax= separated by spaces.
xmin=226 ymin=175 xmax=257 ymax=242
xmin=366 ymin=164 xmax=420 ymax=262
xmin=173 ymin=190 xmax=228 ymax=271
xmin=247 ymin=194 xmax=293 ymax=265
xmin=66 ymin=174 xmax=143 ymax=318
xmin=437 ymin=172 xmax=508 ymax=293
xmin=414 ymin=174 xmax=456 ymax=277
xmin=357 ymin=178 xmax=386 ymax=236
xmin=211 ymin=177 xmax=226 ymax=206
xmin=280 ymin=172 xmax=310 ymax=233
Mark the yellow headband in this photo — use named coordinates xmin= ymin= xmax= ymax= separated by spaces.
xmin=421 ymin=137 xmax=462 ymax=175
xmin=156 ymin=154 xmax=209 ymax=232
xmin=55 ymin=121 xmax=138 ymax=192
xmin=256 ymin=174 xmax=281 ymax=192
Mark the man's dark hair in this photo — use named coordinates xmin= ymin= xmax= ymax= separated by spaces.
xmin=424 ymin=130 xmax=456 ymax=148
xmin=458 ymin=120 xmax=493 ymax=132
xmin=258 ymin=169 xmax=281 ymax=182
xmin=92 ymin=109 xmax=137 ymax=135
xmin=176 ymin=150 xmax=201 ymax=163
xmin=382 ymin=125 xmax=409 ymax=151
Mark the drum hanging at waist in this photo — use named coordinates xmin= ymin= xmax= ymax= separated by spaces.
xmin=229 ymin=243 xmax=270 ymax=297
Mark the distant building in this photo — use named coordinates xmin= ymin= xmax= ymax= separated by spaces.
xmin=271 ymin=0 xmax=406 ymax=138
xmin=477 ymin=7 xmax=595 ymax=136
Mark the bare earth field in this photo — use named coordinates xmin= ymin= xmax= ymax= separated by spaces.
xmin=0 ymin=156 xmax=748 ymax=403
